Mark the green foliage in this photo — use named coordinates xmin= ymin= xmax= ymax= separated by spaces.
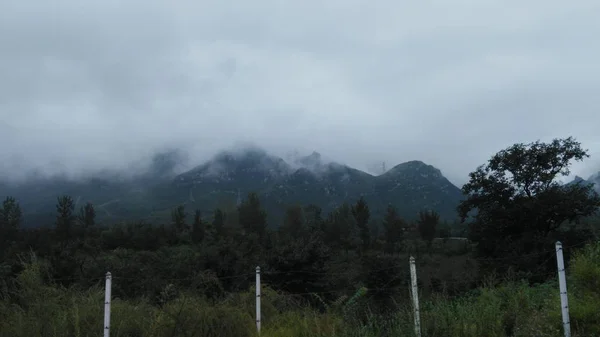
xmin=382 ymin=204 xmax=406 ymax=254
xmin=76 ymin=202 xmax=96 ymax=228
xmin=417 ymin=210 xmax=439 ymax=247
xmin=459 ymin=137 xmax=600 ymax=274
xmin=568 ymin=241 xmax=600 ymax=335
xmin=281 ymin=204 xmax=305 ymax=238
xmin=55 ymin=195 xmax=75 ymax=241
xmin=2 ymin=242 xmax=600 ymax=336
xmin=171 ymin=204 xmax=187 ymax=232
xmin=351 ymin=197 xmax=371 ymax=251
xmin=238 ymin=192 xmax=268 ymax=240
xmin=0 ymin=196 xmax=22 ymax=250
xmin=192 ymin=209 xmax=205 ymax=244
xmin=2 ymin=136 xmax=600 ymax=335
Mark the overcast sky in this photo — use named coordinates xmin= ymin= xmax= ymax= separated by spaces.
xmin=1 ymin=1 xmax=599 ymax=185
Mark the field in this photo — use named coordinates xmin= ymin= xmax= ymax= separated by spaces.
xmin=1 ymin=241 xmax=599 ymax=337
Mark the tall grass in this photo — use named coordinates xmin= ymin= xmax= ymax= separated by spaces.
xmin=1 ymin=242 xmax=599 ymax=337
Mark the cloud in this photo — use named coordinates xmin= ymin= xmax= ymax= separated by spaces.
xmin=1 ymin=0 xmax=599 ymax=185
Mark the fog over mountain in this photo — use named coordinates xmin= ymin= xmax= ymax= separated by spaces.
xmin=1 ymin=1 xmax=600 ymax=186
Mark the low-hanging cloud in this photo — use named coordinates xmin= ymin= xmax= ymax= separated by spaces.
xmin=1 ymin=0 xmax=600 ymax=185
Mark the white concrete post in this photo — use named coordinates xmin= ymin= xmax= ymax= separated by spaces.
xmin=409 ymin=256 xmax=422 ymax=337
xmin=104 ymin=272 xmax=112 ymax=337
xmin=256 ymin=266 xmax=261 ymax=334
xmin=556 ymin=241 xmax=571 ymax=337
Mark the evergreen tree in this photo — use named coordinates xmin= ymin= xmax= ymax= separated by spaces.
xmin=55 ymin=195 xmax=75 ymax=241
xmin=351 ymin=196 xmax=371 ymax=251
xmin=212 ymin=208 xmax=226 ymax=239
xmin=324 ymin=203 xmax=358 ymax=256
xmin=382 ymin=204 xmax=405 ymax=254
xmin=417 ymin=210 xmax=439 ymax=248
xmin=304 ymin=204 xmax=324 ymax=232
xmin=171 ymin=205 xmax=187 ymax=233
xmin=238 ymin=192 xmax=267 ymax=240
xmin=192 ymin=209 xmax=205 ymax=244
xmin=0 ymin=196 xmax=22 ymax=244
xmin=282 ymin=204 xmax=305 ymax=238
xmin=77 ymin=202 xmax=96 ymax=228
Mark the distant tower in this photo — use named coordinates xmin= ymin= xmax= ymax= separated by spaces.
xmin=382 ymin=161 xmax=386 ymax=174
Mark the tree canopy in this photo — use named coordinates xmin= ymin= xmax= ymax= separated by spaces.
xmin=458 ymin=137 xmax=600 ymax=269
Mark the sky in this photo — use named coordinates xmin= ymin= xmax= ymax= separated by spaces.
xmin=1 ymin=0 xmax=600 ymax=186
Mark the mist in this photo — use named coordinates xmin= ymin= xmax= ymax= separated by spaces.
xmin=1 ymin=1 xmax=600 ymax=186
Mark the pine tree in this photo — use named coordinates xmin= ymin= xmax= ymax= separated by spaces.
xmin=417 ymin=210 xmax=439 ymax=248
xmin=77 ymin=202 xmax=96 ymax=228
xmin=56 ymin=195 xmax=75 ymax=241
xmin=238 ymin=192 xmax=267 ymax=240
xmin=0 ymin=196 xmax=22 ymax=243
xmin=191 ymin=209 xmax=205 ymax=244
xmin=282 ymin=204 xmax=305 ymax=238
xmin=351 ymin=196 xmax=371 ymax=251
xmin=212 ymin=208 xmax=226 ymax=239
xmin=382 ymin=204 xmax=405 ymax=254
xmin=171 ymin=205 xmax=187 ymax=233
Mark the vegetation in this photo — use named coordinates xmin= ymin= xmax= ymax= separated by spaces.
xmin=0 ymin=149 xmax=465 ymax=227
xmin=1 ymin=137 xmax=600 ymax=336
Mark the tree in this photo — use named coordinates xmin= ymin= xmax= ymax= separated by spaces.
xmin=56 ymin=195 xmax=75 ymax=241
xmin=282 ymin=204 xmax=305 ymax=238
xmin=77 ymin=202 xmax=96 ymax=228
xmin=324 ymin=203 xmax=359 ymax=256
xmin=304 ymin=204 xmax=324 ymax=232
xmin=382 ymin=204 xmax=405 ymax=254
xmin=458 ymin=137 xmax=600 ymax=266
xmin=417 ymin=210 xmax=439 ymax=248
xmin=238 ymin=192 xmax=268 ymax=240
xmin=171 ymin=205 xmax=187 ymax=233
xmin=191 ymin=209 xmax=205 ymax=244
xmin=212 ymin=208 xmax=226 ymax=239
xmin=351 ymin=197 xmax=371 ymax=251
xmin=0 ymin=196 xmax=22 ymax=244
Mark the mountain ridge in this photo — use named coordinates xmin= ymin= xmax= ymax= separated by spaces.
xmin=2 ymin=146 xmax=598 ymax=227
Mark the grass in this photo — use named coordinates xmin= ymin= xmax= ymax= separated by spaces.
xmin=1 ymin=242 xmax=599 ymax=337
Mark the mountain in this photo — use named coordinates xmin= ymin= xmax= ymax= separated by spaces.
xmin=565 ymin=173 xmax=600 ymax=193
xmin=0 ymin=148 xmax=465 ymax=227
xmin=588 ymin=172 xmax=600 ymax=193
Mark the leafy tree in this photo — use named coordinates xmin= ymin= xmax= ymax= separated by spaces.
xmin=458 ymin=137 xmax=600 ymax=267
xmin=192 ymin=209 xmax=205 ymax=244
xmin=55 ymin=195 xmax=75 ymax=241
xmin=351 ymin=197 xmax=371 ymax=251
xmin=417 ymin=210 xmax=439 ymax=248
xmin=171 ymin=205 xmax=187 ymax=233
xmin=0 ymin=196 xmax=22 ymax=243
xmin=77 ymin=202 xmax=96 ymax=228
xmin=238 ymin=192 xmax=267 ymax=240
xmin=382 ymin=204 xmax=405 ymax=254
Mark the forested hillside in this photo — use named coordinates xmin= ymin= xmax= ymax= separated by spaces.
xmin=0 ymin=148 xmax=464 ymax=227
xmin=1 ymin=137 xmax=600 ymax=336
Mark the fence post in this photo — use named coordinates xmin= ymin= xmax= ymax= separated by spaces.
xmin=409 ymin=256 xmax=421 ymax=337
xmin=256 ymin=266 xmax=261 ymax=334
xmin=104 ymin=272 xmax=112 ymax=337
xmin=555 ymin=241 xmax=571 ymax=337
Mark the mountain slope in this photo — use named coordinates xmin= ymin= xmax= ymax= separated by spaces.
xmin=0 ymin=148 xmax=465 ymax=226
xmin=369 ymin=161 xmax=464 ymax=220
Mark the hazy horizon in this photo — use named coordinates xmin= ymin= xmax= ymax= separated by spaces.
xmin=1 ymin=1 xmax=599 ymax=186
